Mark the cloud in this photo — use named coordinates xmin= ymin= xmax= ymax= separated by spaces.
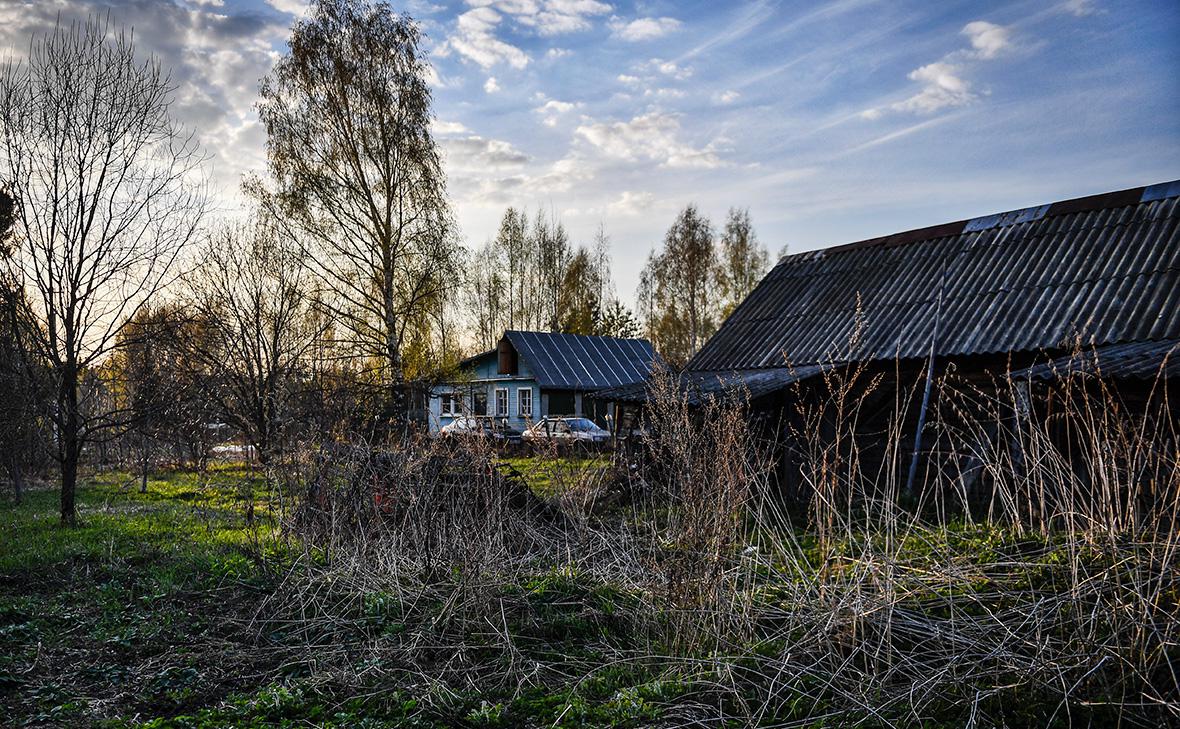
xmin=649 ymin=58 xmax=692 ymax=80
xmin=432 ymin=120 xmax=471 ymax=135
xmin=575 ymin=112 xmax=725 ymax=169
xmin=535 ymin=99 xmax=578 ymax=126
xmin=441 ymin=135 xmax=531 ymax=171
xmin=1062 ymin=0 xmax=1099 ymax=16
xmin=610 ymin=16 xmax=681 ymax=42
xmin=863 ymin=19 xmax=1013 ymax=119
xmin=266 ymin=0 xmax=308 ymax=15
xmin=546 ymin=47 xmax=571 ymax=59
xmin=607 ymin=191 xmax=655 ymax=216
xmin=447 ymin=7 xmax=530 ymax=69
xmin=484 ymin=76 xmax=500 ymax=93
xmin=460 ymin=0 xmax=610 ymax=39
xmin=617 ymin=74 xmax=641 ymax=85
xmin=962 ymin=21 xmax=1011 ymax=59
xmin=892 ymin=61 xmax=974 ymax=114
xmin=713 ymin=90 xmax=740 ymax=105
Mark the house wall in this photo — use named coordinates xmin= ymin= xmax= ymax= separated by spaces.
xmin=428 ymin=353 xmax=541 ymax=432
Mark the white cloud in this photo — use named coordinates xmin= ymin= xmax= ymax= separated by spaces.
xmin=546 ymin=47 xmax=572 ymax=59
xmin=893 ymin=61 xmax=974 ymax=114
xmin=432 ymin=119 xmax=471 ymax=135
xmin=484 ymin=76 xmax=500 ymax=93
xmin=616 ymin=74 xmax=641 ymax=85
xmin=460 ymin=0 xmax=610 ymax=39
xmin=535 ymin=98 xmax=578 ymax=126
xmin=266 ymin=0 xmax=308 ymax=15
xmin=1062 ymin=0 xmax=1099 ymax=16
xmin=575 ymin=112 xmax=725 ymax=169
xmin=649 ymin=58 xmax=692 ymax=80
xmin=607 ymin=191 xmax=655 ymax=216
xmin=962 ymin=21 xmax=1011 ymax=59
xmin=863 ymin=19 xmax=1013 ymax=119
xmin=713 ymin=90 xmax=740 ymax=105
xmin=610 ymin=16 xmax=681 ymax=41
xmin=448 ymin=7 xmax=530 ymax=69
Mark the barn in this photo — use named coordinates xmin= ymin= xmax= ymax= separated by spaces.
xmin=600 ymin=180 xmax=1180 ymax=505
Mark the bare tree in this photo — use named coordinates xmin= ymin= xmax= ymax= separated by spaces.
xmin=638 ymin=204 xmax=717 ymax=366
xmin=0 ymin=17 xmax=206 ymax=525
xmin=715 ymin=207 xmax=770 ymax=319
xmin=187 ymin=217 xmax=324 ymax=466
xmin=256 ymin=0 xmax=460 ymax=428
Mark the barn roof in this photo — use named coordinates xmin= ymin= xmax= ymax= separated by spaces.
xmin=1013 ymin=338 xmax=1180 ymax=382
xmin=593 ymin=364 xmax=829 ymax=405
xmin=689 ymin=180 xmax=1180 ymax=373
xmin=503 ymin=330 xmax=658 ymax=390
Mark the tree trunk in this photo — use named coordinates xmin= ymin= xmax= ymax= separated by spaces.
xmin=60 ymin=366 xmax=80 ymax=527
xmin=140 ymin=440 xmax=150 ymax=494
xmin=9 ymin=455 xmax=22 ymax=504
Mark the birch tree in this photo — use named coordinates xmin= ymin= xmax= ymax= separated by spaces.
xmin=256 ymin=0 xmax=459 ymax=427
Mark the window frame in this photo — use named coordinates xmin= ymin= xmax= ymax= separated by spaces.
xmin=517 ymin=387 xmax=532 ymax=418
xmin=440 ymin=392 xmax=462 ymax=416
xmin=495 ymin=387 xmax=510 ymax=418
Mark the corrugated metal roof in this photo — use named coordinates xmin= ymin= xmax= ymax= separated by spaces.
xmin=505 ymin=330 xmax=658 ymax=390
xmin=593 ymin=365 xmax=828 ymax=405
xmin=1014 ymin=338 xmax=1180 ymax=382
xmin=690 ymin=181 xmax=1180 ymax=372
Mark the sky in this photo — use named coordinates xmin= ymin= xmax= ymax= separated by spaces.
xmin=1 ymin=0 xmax=1178 ymax=304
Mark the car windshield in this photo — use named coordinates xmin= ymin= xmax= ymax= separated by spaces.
xmin=566 ymin=418 xmax=600 ymax=432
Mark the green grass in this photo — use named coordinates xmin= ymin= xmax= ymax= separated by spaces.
xmin=0 ymin=466 xmax=683 ymax=728
xmin=498 ymin=455 xmax=610 ymax=498
xmin=1 ymin=465 xmax=1170 ymax=727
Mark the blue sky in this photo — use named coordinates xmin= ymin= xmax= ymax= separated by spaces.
xmin=1 ymin=0 xmax=1177 ymax=302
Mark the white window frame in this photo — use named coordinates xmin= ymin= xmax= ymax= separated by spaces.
xmin=440 ymin=392 xmax=462 ymax=416
xmin=495 ymin=387 xmax=510 ymax=418
xmin=517 ymin=387 xmax=532 ymax=418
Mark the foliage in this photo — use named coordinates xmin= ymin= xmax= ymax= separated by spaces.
xmin=256 ymin=0 xmax=459 ymax=412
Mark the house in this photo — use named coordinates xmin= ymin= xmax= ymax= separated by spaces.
xmin=596 ymin=180 xmax=1180 ymax=493
xmin=428 ymin=330 xmax=658 ymax=432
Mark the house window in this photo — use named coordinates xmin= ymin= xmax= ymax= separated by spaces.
xmin=495 ymin=388 xmax=509 ymax=417
xmin=518 ymin=387 xmax=532 ymax=418
xmin=440 ymin=392 xmax=462 ymax=416
xmin=473 ymin=390 xmax=488 ymax=416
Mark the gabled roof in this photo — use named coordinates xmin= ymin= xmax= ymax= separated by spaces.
xmin=503 ymin=330 xmax=658 ymax=390
xmin=690 ymin=180 xmax=1180 ymax=372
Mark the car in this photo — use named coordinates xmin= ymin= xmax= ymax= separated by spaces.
xmin=522 ymin=416 xmax=611 ymax=444
xmin=438 ymin=416 xmax=524 ymax=444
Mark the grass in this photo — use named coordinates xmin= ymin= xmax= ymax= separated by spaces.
xmin=2 ymin=448 xmax=1175 ymax=727
xmin=0 ymin=465 xmax=691 ymax=728
xmin=498 ymin=454 xmax=610 ymax=498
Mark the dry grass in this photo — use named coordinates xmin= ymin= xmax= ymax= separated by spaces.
xmin=246 ymin=358 xmax=1180 ymax=727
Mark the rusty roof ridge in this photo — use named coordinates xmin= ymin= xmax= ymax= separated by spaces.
xmin=771 ymin=179 xmax=1180 ymax=264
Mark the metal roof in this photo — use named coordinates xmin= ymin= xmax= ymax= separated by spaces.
xmin=593 ymin=365 xmax=828 ymax=405
xmin=504 ymin=330 xmax=658 ymax=390
xmin=1014 ymin=338 xmax=1180 ymax=382
xmin=690 ymin=181 xmax=1180 ymax=372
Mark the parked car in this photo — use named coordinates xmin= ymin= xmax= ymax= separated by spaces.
xmin=522 ymin=417 xmax=611 ymax=444
xmin=438 ymin=416 xmax=523 ymax=444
